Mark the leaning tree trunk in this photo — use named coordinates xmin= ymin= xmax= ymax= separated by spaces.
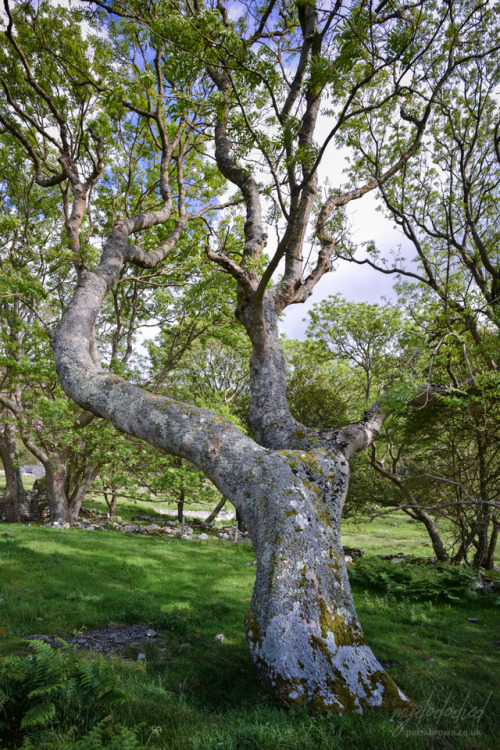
xmin=484 ymin=515 xmax=499 ymax=570
xmin=205 ymin=496 xmax=226 ymax=524
xmin=405 ymin=507 xmax=450 ymax=562
xmin=0 ymin=418 xmax=27 ymax=522
xmin=68 ymin=461 xmax=101 ymax=523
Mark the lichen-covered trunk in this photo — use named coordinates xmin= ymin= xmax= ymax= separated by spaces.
xmin=51 ymin=229 xmax=408 ymax=713
xmin=0 ymin=420 xmax=27 ymax=522
xmin=241 ymin=450 xmax=411 ymax=714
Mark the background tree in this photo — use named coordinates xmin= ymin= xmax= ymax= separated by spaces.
xmin=333 ymin=54 xmax=500 ymax=568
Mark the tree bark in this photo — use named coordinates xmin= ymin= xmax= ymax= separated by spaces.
xmin=242 ymin=449 xmax=409 ymax=712
xmin=404 ymin=507 xmax=450 ymax=562
xmin=68 ymin=461 xmax=100 ymax=523
xmin=45 ymin=462 xmax=70 ymax=523
xmin=235 ymin=508 xmax=247 ymax=534
xmin=0 ymin=418 xmax=27 ymax=522
xmin=104 ymin=487 xmax=118 ymax=521
xmin=205 ymin=497 xmax=226 ymax=524
xmin=484 ymin=516 xmax=499 ymax=570
xmin=177 ymin=486 xmax=185 ymax=524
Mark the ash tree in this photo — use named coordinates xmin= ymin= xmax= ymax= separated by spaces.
xmin=2 ymin=0 xmax=498 ymax=713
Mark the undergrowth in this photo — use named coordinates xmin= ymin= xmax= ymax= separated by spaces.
xmin=0 ymin=641 xmax=132 ymax=748
xmin=348 ymin=557 xmax=500 ymax=603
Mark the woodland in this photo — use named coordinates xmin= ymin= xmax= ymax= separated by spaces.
xmin=0 ymin=0 xmax=499 ymax=731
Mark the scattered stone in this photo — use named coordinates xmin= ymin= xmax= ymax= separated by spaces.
xmin=132 ymin=515 xmax=156 ymax=522
xmin=342 ymin=546 xmax=365 ymax=558
xmin=198 ymin=533 xmax=209 ymax=540
xmin=26 ymin=623 xmax=163 ymax=654
xmin=467 ymin=618 xmax=480 ymax=623
xmin=213 ymin=632 xmax=225 ymax=643
xmin=379 ymin=552 xmax=405 ymax=560
xmin=137 ymin=653 xmax=146 ymax=660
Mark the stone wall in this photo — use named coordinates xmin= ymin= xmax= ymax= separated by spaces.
xmin=0 ymin=481 xmax=50 ymax=523
xmin=24 ymin=484 xmax=50 ymax=522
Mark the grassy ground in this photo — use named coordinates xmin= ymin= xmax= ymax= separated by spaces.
xmin=0 ymin=517 xmax=498 ymax=750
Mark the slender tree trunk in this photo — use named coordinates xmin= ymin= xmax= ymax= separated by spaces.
xmin=368 ymin=443 xmax=450 ymax=562
xmin=177 ymin=486 xmax=185 ymax=524
xmin=473 ymin=435 xmax=490 ymax=568
xmin=452 ymin=512 xmax=476 ymax=564
xmin=472 ymin=519 xmax=490 ymax=569
xmin=0 ymin=418 xmax=27 ymax=522
xmin=104 ymin=487 xmax=118 ymax=521
xmin=405 ymin=508 xmax=449 ymax=562
xmin=68 ymin=462 xmax=100 ymax=523
xmin=205 ymin=497 xmax=226 ymax=524
xmin=484 ymin=515 xmax=499 ymax=570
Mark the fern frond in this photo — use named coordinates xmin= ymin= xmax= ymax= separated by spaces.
xmin=20 ymin=701 xmax=56 ymax=728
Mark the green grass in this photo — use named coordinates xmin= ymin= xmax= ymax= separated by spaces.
xmin=0 ymin=523 xmax=498 ymax=749
xmin=341 ymin=512 xmax=449 ymax=557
